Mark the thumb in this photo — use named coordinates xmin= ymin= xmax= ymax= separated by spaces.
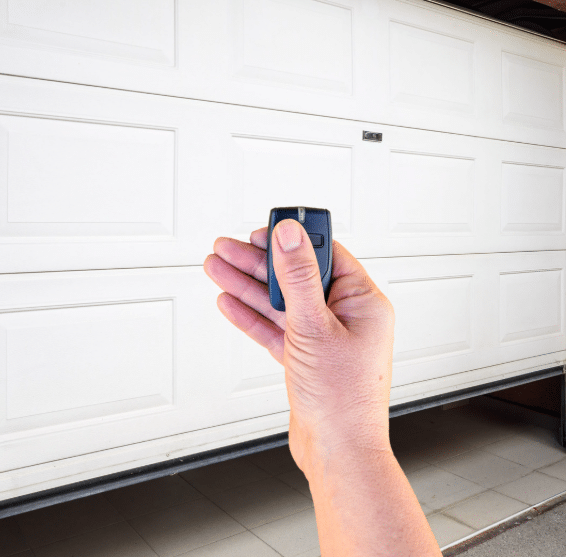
xmin=272 ymin=219 xmax=330 ymax=333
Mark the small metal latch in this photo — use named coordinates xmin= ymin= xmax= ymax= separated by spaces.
xmin=363 ymin=131 xmax=382 ymax=142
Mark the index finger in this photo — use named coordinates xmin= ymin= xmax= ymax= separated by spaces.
xmin=250 ymin=227 xmax=268 ymax=250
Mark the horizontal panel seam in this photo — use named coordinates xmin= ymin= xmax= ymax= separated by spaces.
xmin=0 ymin=72 xmax=565 ymax=152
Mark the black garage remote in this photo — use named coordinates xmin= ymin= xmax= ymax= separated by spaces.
xmin=267 ymin=207 xmax=333 ymax=312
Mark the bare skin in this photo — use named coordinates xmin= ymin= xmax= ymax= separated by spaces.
xmin=204 ymin=219 xmax=442 ymax=556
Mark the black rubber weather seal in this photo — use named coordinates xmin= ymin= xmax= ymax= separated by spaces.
xmin=389 ymin=365 xmax=565 ymax=417
xmin=1 ymin=364 xmax=564 ymax=519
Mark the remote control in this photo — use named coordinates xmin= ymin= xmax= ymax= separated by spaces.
xmin=267 ymin=207 xmax=333 ymax=312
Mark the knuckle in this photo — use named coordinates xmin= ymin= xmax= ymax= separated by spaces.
xmin=375 ymin=296 xmax=396 ymax=324
xmin=284 ymin=261 xmax=320 ymax=285
xmin=377 ymin=295 xmax=395 ymax=314
xmin=250 ymin=251 xmax=267 ymax=279
xmin=238 ymin=283 xmax=255 ymax=307
xmin=364 ymin=292 xmax=395 ymax=319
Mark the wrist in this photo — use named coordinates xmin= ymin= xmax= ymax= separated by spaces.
xmin=304 ymin=432 xmax=394 ymax=488
xmin=305 ymin=444 xmax=442 ymax=557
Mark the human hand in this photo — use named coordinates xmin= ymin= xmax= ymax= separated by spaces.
xmin=203 ymin=219 xmax=395 ymax=481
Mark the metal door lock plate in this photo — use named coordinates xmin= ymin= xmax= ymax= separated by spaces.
xmin=363 ymin=131 xmax=382 ymax=142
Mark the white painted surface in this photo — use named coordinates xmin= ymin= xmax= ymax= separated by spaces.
xmin=0 ymin=0 xmax=564 ymax=147
xmin=0 ymin=0 xmax=564 ymax=501
xmin=369 ymin=250 xmax=566 ymax=386
xmin=0 ymin=266 xmax=290 ymax=472
xmin=0 ymin=0 xmax=176 ymax=65
xmin=1 ymin=351 xmax=564 ymax=502
xmin=0 ymin=74 xmax=564 ymax=273
xmin=0 ymin=251 xmax=563 ymax=473
xmin=4 ymin=115 xmax=174 ymax=234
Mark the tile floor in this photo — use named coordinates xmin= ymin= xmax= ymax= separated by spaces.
xmin=2 ymin=400 xmax=566 ymax=556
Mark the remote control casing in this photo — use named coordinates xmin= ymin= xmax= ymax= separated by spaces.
xmin=267 ymin=207 xmax=332 ymax=311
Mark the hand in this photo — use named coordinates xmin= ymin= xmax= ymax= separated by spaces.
xmin=204 ymin=219 xmax=395 ymax=481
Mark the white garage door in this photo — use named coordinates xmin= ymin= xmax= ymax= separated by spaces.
xmin=0 ymin=0 xmax=565 ymax=497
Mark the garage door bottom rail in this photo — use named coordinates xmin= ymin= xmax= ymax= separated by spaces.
xmin=1 ymin=365 xmax=564 ymax=520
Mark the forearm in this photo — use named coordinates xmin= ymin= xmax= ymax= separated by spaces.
xmin=308 ymin=445 xmax=442 ymax=557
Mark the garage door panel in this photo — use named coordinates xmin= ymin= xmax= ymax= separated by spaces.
xmin=379 ymin=0 xmax=566 ymax=147
xmin=180 ymin=99 xmax=374 ymax=261
xmin=379 ymin=127 xmax=566 ymax=256
xmin=0 ymin=113 xmax=175 ymax=238
xmin=502 ymin=51 xmax=564 ymax=132
xmin=0 ymin=0 xmax=376 ymax=124
xmin=0 ymin=75 xmax=373 ymax=272
xmin=199 ymin=105 xmax=566 ymax=260
xmin=0 ymin=0 xmax=176 ymax=66
xmin=390 ymin=351 xmax=565 ymax=406
xmin=388 ymin=274 xmax=474 ymax=362
xmin=0 ymin=266 xmax=290 ymax=472
xmin=365 ymin=250 xmax=566 ymax=387
xmin=1 ymin=1 xmax=564 ymax=147
xmin=375 ymin=0 xmax=493 ymax=135
xmin=188 ymin=0 xmax=373 ymax=117
xmin=2 ymin=254 xmax=562 ymax=471
xmin=388 ymin=19 xmax=476 ymax=116
xmin=1 ymin=74 xmax=565 ymax=272
xmin=0 ymin=74 xmax=189 ymax=273
xmin=499 ymin=146 xmax=565 ymax=237
xmin=2 ymin=300 xmax=174 ymax=431
xmin=500 ymin=268 xmax=562 ymax=343
xmin=387 ymin=149 xmax=476 ymax=237
xmin=231 ymin=0 xmax=353 ymax=95
xmin=229 ymin=134 xmax=354 ymax=237
xmin=1 ymin=0 xmax=565 ymax=504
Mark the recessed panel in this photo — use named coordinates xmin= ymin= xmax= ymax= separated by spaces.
xmin=0 ymin=115 xmax=175 ymax=238
xmin=389 ymin=151 xmax=475 ymax=234
xmin=389 ymin=21 xmax=475 ymax=112
xmin=502 ymin=163 xmax=564 ymax=233
xmin=502 ymin=52 xmax=564 ymax=130
xmin=232 ymin=0 xmax=353 ymax=93
xmin=1 ymin=300 xmax=173 ymax=433
xmin=0 ymin=0 xmax=175 ymax=65
xmin=230 ymin=331 xmax=283 ymax=397
xmin=231 ymin=135 xmax=352 ymax=234
xmin=388 ymin=275 xmax=472 ymax=362
xmin=500 ymin=269 xmax=562 ymax=343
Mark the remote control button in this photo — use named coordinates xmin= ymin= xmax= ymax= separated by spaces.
xmin=307 ymin=233 xmax=324 ymax=247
